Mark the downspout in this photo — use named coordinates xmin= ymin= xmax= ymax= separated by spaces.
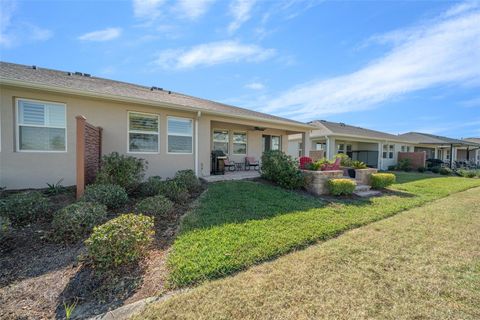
xmin=195 ymin=111 xmax=201 ymax=177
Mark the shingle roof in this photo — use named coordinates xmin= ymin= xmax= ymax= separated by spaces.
xmin=399 ymin=132 xmax=479 ymax=146
xmin=309 ymin=120 xmax=408 ymax=142
xmin=464 ymin=137 xmax=480 ymax=144
xmin=0 ymin=61 xmax=310 ymax=128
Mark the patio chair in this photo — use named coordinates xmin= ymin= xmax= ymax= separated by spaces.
xmin=224 ymin=158 xmax=236 ymax=171
xmin=245 ymin=156 xmax=260 ymax=171
xmin=321 ymin=157 xmax=341 ymax=171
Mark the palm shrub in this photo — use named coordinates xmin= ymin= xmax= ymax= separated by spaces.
xmin=52 ymin=202 xmax=107 ymax=243
xmin=135 ymin=195 xmax=173 ymax=217
xmin=327 ymin=179 xmax=356 ymax=196
xmin=351 ymin=160 xmax=367 ymax=169
xmin=334 ymin=153 xmax=352 ymax=167
xmin=370 ymin=173 xmax=396 ymax=189
xmin=261 ymin=150 xmax=305 ymax=189
xmin=83 ymin=184 xmax=128 ymax=209
xmin=85 ymin=213 xmax=154 ymax=271
xmin=0 ymin=191 xmax=50 ymax=226
xmin=96 ymin=152 xmax=147 ymax=193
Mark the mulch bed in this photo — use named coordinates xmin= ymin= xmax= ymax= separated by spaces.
xmin=0 ymin=186 xmax=206 ymax=320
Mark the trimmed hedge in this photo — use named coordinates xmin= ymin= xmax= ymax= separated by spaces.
xmin=137 ymin=176 xmax=163 ymax=197
xmin=135 ymin=195 xmax=173 ymax=217
xmin=83 ymin=184 xmax=128 ymax=209
xmin=52 ymin=202 xmax=107 ymax=243
xmin=85 ymin=214 xmax=155 ymax=271
xmin=439 ymin=167 xmax=453 ymax=175
xmin=327 ymin=179 xmax=356 ymax=196
xmin=370 ymin=173 xmax=396 ymax=189
xmin=0 ymin=191 xmax=50 ymax=226
xmin=96 ymin=152 xmax=147 ymax=193
xmin=159 ymin=180 xmax=190 ymax=203
xmin=174 ymin=170 xmax=201 ymax=193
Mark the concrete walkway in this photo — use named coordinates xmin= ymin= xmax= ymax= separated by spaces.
xmin=201 ymin=170 xmax=260 ymax=183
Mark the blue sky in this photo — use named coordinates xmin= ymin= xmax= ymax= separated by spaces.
xmin=1 ymin=0 xmax=479 ymax=138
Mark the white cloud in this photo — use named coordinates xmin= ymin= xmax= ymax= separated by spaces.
xmin=78 ymin=27 xmax=122 ymax=41
xmin=261 ymin=2 xmax=480 ymax=121
xmin=245 ymin=82 xmax=265 ymax=90
xmin=177 ymin=0 xmax=215 ymax=19
xmin=228 ymin=0 xmax=256 ymax=33
xmin=154 ymin=40 xmax=275 ymax=69
xmin=0 ymin=0 xmax=53 ymax=48
xmin=133 ymin=0 xmax=166 ymax=20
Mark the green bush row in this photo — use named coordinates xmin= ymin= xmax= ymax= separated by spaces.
xmin=370 ymin=173 xmax=396 ymax=189
xmin=327 ymin=179 xmax=356 ymax=195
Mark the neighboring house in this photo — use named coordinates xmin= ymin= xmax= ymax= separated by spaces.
xmin=0 ymin=62 xmax=312 ymax=189
xmin=398 ymin=132 xmax=480 ymax=167
xmin=463 ymin=138 xmax=480 ymax=164
xmin=288 ymin=120 xmax=415 ymax=170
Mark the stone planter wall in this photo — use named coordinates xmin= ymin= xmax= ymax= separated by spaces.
xmin=302 ymin=170 xmax=344 ymax=195
xmin=354 ymin=168 xmax=378 ymax=185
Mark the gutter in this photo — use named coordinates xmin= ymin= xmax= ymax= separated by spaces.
xmin=0 ymin=78 xmax=314 ymax=131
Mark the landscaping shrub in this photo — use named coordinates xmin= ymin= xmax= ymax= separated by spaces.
xmin=457 ymin=169 xmax=478 ymax=178
xmin=327 ymin=179 xmax=356 ymax=196
xmin=261 ymin=150 xmax=305 ymax=189
xmin=159 ymin=180 xmax=190 ymax=203
xmin=351 ymin=160 xmax=367 ymax=169
xmin=299 ymin=156 xmax=313 ymax=169
xmin=96 ymin=152 xmax=147 ymax=193
xmin=137 ymin=176 xmax=163 ymax=197
xmin=0 ymin=191 xmax=50 ymax=226
xmin=0 ymin=215 xmax=11 ymax=239
xmin=52 ymin=202 xmax=107 ymax=243
xmin=370 ymin=173 xmax=396 ymax=189
xmin=431 ymin=166 xmax=441 ymax=174
xmin=396 ymin=158 xmax=412 ymax=171
xmin=417 ymin=167 xmax=426 ymax=173
xmin=174 ymin=170 xmax=201 ymax=193
xmin=83 ymin=184 xmax=128 ymax=209
xmin=387 ymin=165 xmax=396 ymax=171
xmin=439 ymin=167 xmax=452 ymax=175
xmin=135 ymin=195 xmax=173 ymax=217
xmin=334 ymin=153 xmax=352 ymax=167
xmin=85 ymin=213 xmax=154 ymax=271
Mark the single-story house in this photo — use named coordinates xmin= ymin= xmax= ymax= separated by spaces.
xmin=0 ymin=62 xmax=313 ymax=190
xmin=398 ymin=132 xmax=480 ymax=167
xmin=288 ymin=120 xmax=416 ymax=170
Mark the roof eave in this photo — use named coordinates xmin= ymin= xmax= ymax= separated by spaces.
xmin=0 ymin=78 xmax=313 ymax=131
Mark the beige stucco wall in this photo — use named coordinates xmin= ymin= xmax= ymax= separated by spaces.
xmin=1 ymin=85 xmax=308 ymax=189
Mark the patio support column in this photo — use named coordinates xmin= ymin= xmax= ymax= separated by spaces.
xmin=434 ymin=148 xmax=438 ymax=159
xmin=466 ymin=146 xmax=470 ymax=161
xmin=377 ymin=142 xmax=382 ymax=169
xmin=450 ymin=144 xmax=453 ymax=168
xmin=302 ymin=131 xmax=311 ymax=158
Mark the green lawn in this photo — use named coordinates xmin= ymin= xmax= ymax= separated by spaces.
xmin=137 ymin=187 xmax=480 ymax=320
xmin=167 ymin=173 xmax=480 ymax=287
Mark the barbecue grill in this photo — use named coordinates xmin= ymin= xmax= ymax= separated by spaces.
xmin=211 ymin=150 xmax=227 ymax=175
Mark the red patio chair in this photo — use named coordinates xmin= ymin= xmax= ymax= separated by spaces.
xmin=245 ymin=156 xmax=259 ymax=171
xmin=321 ymin=157 xmax=341 ymax=171
xmin=299 ymin=156 xmax=313 ymax=169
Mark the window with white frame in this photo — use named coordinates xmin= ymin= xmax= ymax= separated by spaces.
xmin=315 ymin=142 xmax=325 ymax=150
xmin=232 ymin=132 xmax=247 ymax=154
xmin=406 ymin=146 xmax=411 ymax=152
xmin=213 ymin=129 xmax=229 ymax=154
xmin=383 ymin=144 xmax=394 ymax=159
xmin=128 ymin=112 xmax=159 ymax=153
xmin=298 ymin=142 xmax=303 ymax=157
xmin=337 ymin=143 xmax=345 ymax=153
xmin=17 ymin=99 xmax=66 ymax=151
xmin=168 ymin=117 xmax=193 ymax=153
xmin=271 ymin=136 xmax=281 ymax=151
xmin=401 ymin=146 xmax=405 ymax=152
